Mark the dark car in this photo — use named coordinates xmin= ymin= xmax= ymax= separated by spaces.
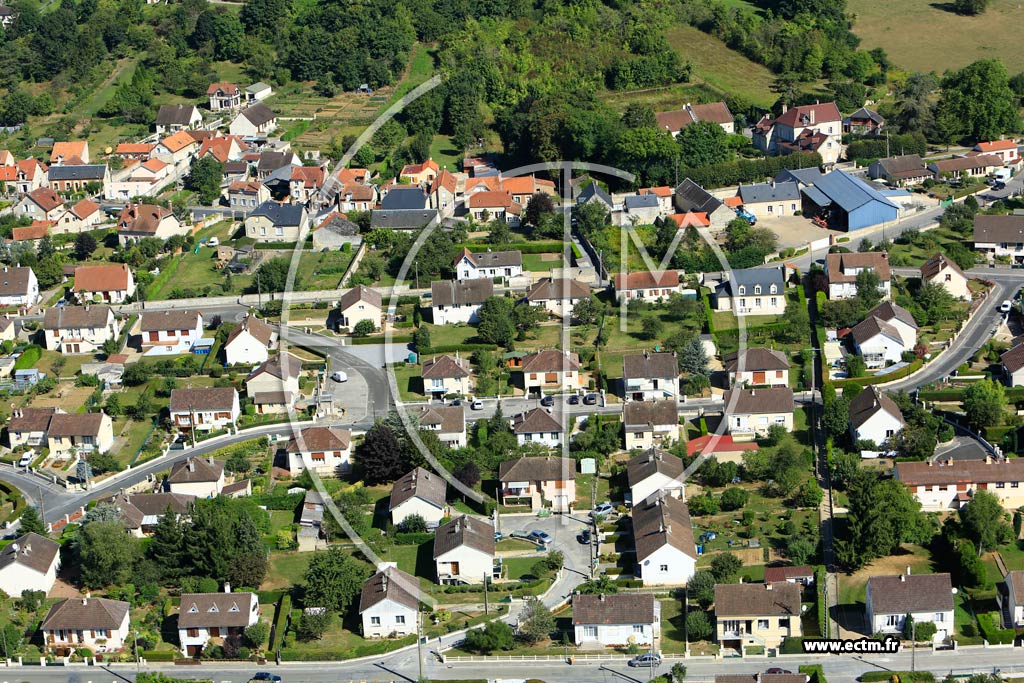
xmin=540 ymin=394 xmax=555 ymax=407
xmin=628 ymin=654 xmax=662 ymax=668
xmin=567 ymin=394 xmax=580 ymax=405
xmin=577 ymin=528 xmax=591 ymax=544
xmin=583 ymin=393 xmax=598 ymax=405
xmin=994 ymin=181 xmax=1007 ymax=191
xmin=765 ymin=669 xmax=792 ymax=675
xmin=250 ymin=674 xmax=283 ymax=683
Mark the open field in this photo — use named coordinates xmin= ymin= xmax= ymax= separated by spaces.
xmin=849 ymin=0 xmax=1024 ymax=73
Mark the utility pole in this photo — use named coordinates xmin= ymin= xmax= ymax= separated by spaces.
xmin=134 ymin=630 xmax=140 ymax=672
xmin=416 ymin=611 xmax=424 ymax=683
xmin=483 ymin=573 xmax=489 ymax=615
xmin=911 ymin=619 xmax=916 ymax=673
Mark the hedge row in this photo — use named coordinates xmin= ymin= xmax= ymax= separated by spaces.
xmin=394 ymin=532 xmax=433 ymax=545
xmin=681 ymin=152 xmax=823 ymax=190
xmin=424 ymin=343 xmax=499 ymax=354
xmin=0 ymin=481 xmax=27 ymax=523
xmin=977 ymin=612 xmax=1014 ymax=644
xmin=141 ymin=650 xmax=176 ymax=662
xmin=861 ymin=673 xmax=934 ymax=683
xmin=253 ymin=241 xmax=299 ymax=250
xmin=920 ymin=387 xmax=1024 ymax=402
xmin=456 ymin=241 xmax=564 ymax=255
xmin=253 ymin=491 xmax=304 ymax=511
xmin=269 ymin=594 xmax=291 ymax=652
xmin=14 ymin=344 xmax=41 ymax=370
xmin=800 ymin=665 xmax=827 ymax=683
xmin=257 ymin=590 xmax=288 ymax=604
xmin=832 ymin=359 xmax=924 ymax=389
xmin=352 ymin=335 xmax=413 ymax=345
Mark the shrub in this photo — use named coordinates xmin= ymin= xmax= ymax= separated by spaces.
xmin=270 ymin=595 xmax=291 ymax=651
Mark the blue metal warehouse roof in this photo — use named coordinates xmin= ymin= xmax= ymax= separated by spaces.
xmin=813 ymin=171 xmax=899 ymax=212
xmin=738 ymin=181 xmax=801 ymax=204
xmin=801 ymin=186 xmax=831 ymax=207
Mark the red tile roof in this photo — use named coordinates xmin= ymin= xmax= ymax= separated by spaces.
xmin=686 ymin=434 xmax=760 ymax=457
xmin=207 ymin=82 xmax=239 ymax=95
xmin=26 ymin=187 xmax=63 ymax=212
xmin=614 ymin=270 xmax=680 ymax=291
xmin=12 ymin=223 xmax=50 ymax=241
xmin=666 ymin=212 xmax=710 ymax=227
xmin=773 ymin=102 xmax=842 ymax=128
xmin=73 ymin=264 xmax=132 ymax=293
xmin=976 ymin=140 xmax=1017 ymax=153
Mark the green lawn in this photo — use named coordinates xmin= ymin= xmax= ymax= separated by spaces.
xmin=429 ymin=135 xmax=462 ymax=172
xmin=522 ymin=253 xmax=564 ymax=273
xmin=391 ymin=363 xmax=424 ymax=401
xmin=663 ymin=25 xmax=778 ymax=108
xmin=149 ymin=245 xmax=252 ymax=300
xmin=421 ymin=324 xmax=479 ymax=347
xmin=575 ymin=473 xmax=611 ymax=510
xmin=837 ymin=545 xmax=935 ymax=607
xmin=496 ymin=538 xmax=538 ymax=552
xmin=295 ymin=249 xmax=354 ymax=291
xmin=503 ymin=556 xmax=542 ymax=580
xmin=263 ymin=551 xmax=314 ymax=590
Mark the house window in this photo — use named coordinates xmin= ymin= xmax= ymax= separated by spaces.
xmin=758 ymin=619 xmax=769 ymax=630
xmin=633 ymin=625 xmax=645 ymax=633
xmin=767 ymin=206 xmax=773 ymax=214
xmin=885 ymin=615 xmax=900 ymax=627
xmin=738 ymin=286 xmax=745 ymax=295
xmin=735 ymin=417 xmax=742 ymax=427
xmin=755 ymin=298 xmax=762 ymax=308
xmin=945 ymin=274 xmax=952 ymax=281
xmin=371 ymin=616 xmax=381 ymax=626
xmin=754 ymin=285 xmax=762 ymax=294
xmin=396 ymin=615 xmax=406 ymax=624
xmin=659 ymin=564 xmax=668 ymax=572
xmin=739 ymin=298 xmax=746 ymax=308
xmin=770 ymin=297 xmax=778 ymax=307
xmin=934 ymin=613 xmax=945 ymax=622
xmin=550 ymin=432 xmax=558 ymax=439
xmin=723 ymin=619 xmax=740 ymax=633
xmin=583 ymin=626 xmax=598 ymax=638
xmin=779 ymin=617 xmax=790 ymax=629
xmin=770 ymin=284 xmax=778 ymax=294
xmin=187 ymin=628 xmax=199 ymax=637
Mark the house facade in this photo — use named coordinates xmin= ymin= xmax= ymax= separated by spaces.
xmin=169 ymin=388 xmax=240 ymax=433
xmin=623 ymin=351 xmax=679 ymax=401
xmin=0 ymin=532 xmax=61 ymax=598
xmin=724 ymin=348 xmax=790 ymax=388
xmin=167 ymin=456 xmax=225 ymax=498
xmin=999 ymin=571 xmax=1024 ymax=628
xmin=433 ymin=515 xmax=496 ymax=584
xmin=623 ymin=400 xmax=681 ymax=451
xmin=360 ymin=565 xmax=420 ymax=639
xmin=0 ymin=266 xmax=40 ymax=307
xmin=752 ymin=102 xmax=844 ymax=165
xmin=46 ymin=412 xmax=114 ymax=458
xmin=178 ymin=590 xmax=260 ymax=657
xmin=511 ymin=408 xmax=565 ymax=448
xmin=414 ymin=405 xmax=467 ymax=449
xmin=525 ymin=278 xmax=590 ymax=318
xmin=848 ymin=386 xmax=904 ymax=446
xmin=613 ymin=270 xmax=685 ymax=302
xmin=713 ymin=268 xmax=787 ymax=316
xmin=521 ymin=349 xmax=580 ymax=396
xmin=724 ymin=387 xmax=794 ymax=438
xmin=43 ymin=305 xmax=121 ymax=354
xmin=895 ymin=457 xmax=1024 ymax=511
xmin=632 ymin=493 xmax=697 ymax=586
xmin=714 ymin=582 xmax=802 ymax=651
xmin=390 ymin=466 xmax=448 ymax=527
xmin=245 ymin=201 xmax=309 ymax=242
xmin=974 ymin=214 xmax=1024 ymax=263
xmin=627 ymin=448 xmax=686 ymax=504
xmin=455 ymin=248 xmax=524 ymax=280
xmin=498 ymin=456 xmax=576 ymax=512
xmin=339 ymin=285 xmax=382 ymax=330
xmin=825 ymin=252 xmax=892 ymax=300
xmin=139 ymin=310 xmax=204 ymax=355
xmin=851 ymin=302 xmax=918 ymax=368
xmin=285 ymin=426 xmax=352 ymax=477
xmin=73 ymin=264 xmax=136 ymax=304
xmin=920 ymin=253 xmax=970 ymax=301
xmin=223 ymin=314 xmax=276 ymax=366
xmin=430 ymin=279 xmax=493 ymax=325
xmin=41 ymin=597 xmax=131 ymax=652
xmin=865 ymin=573 xmax=954 ymax=641
xmin=421 ymin=355 xmax=472 ymax=398
xmin=573 ymin=593 xmax=660 ymax=647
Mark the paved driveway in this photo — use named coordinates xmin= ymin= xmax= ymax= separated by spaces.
xmin=499 ymin=513 xmax=594 ymax=611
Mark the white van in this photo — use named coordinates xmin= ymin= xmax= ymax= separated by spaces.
xmin=995 ymin=168 xmax=1013 ymax=182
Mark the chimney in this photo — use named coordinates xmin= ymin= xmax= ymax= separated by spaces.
xmin=224 ymin=582 xmax=231 ymax=593
xmin=907 ymin=565 xmax=912 ymax=575
xmin=765 ymin=582 xmax=772 ymax=590
xmin=809 ymin=109 xmax=815 ymax=125
xmin=781 ymin=104 xmax=788 ymax=114
xmin=756 ymin=675 xmax=762 ymax=683
xmin=599 ymin=594 xmax=606 ymax=602
xmin=985 ymin=454 xmax=992 ymax=465
xmin=900 ymin=574 xmax=905 ymax=582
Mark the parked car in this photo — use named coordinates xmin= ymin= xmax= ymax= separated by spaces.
xmin=628 ymin=654 xmax=662 ymax=668
xmin=250 ymin=674 xmax=283 ymax=683
xmin=17 ymin=453 xmax=33 ymax=467
xmin=1000 ymin=299 xmax=1013 ymax=313
xmin=583 ymin=393 xmax=598 ymax=405
xmin=330 ymin=371 xmax=348 ymax=382
xmin=577 ymin=528 xmax=591 ymax=544
xmin=494 ymin=532 xmax=504 ymax=542
xmin=208 ymin=237 xmax=220 ymax=247
xmin=540 ymin=394 xmax=554 ymax=407
xmin=994 ymin=181 xmax=1007 ymax=191
xmin=529 ymin=530 xmax=553 ymax=545
xmin=567 ymin=394 xmax=580 ymax=405
xmin=471 ymin=399 xmax=484 ymax=410
xmin=592 ymin=502 xmax=614 ymax=517
xmin=624 ymin=492 xmax=633 ymax=508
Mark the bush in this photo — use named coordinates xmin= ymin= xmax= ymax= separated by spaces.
xmin=976 ymin=612 xmax=1014 ymax=644
xmin=270 ymin=595 xmax=291 ymax=651
xmin=14 ymin=345 xmax=42 ymax=370
xmin=394 ymin=532 xmax=433 ymax=545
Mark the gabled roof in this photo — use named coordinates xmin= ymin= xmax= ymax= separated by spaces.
xmin=498 ymin=456 xmax=575 ymax=483
xmin=867 ymin=573 xmax=954 ymax=614
xmin=430 ymin=279 xmax=493 ymax=307
xmin=249 ymin=200 xmax=307 ymax=227
xmin=206 ymin=82 xmax=239 ymax=95
xmin=360 ymin=565 xmax=421 ymax=613
xmin=825 ymin=251 xmax=891 ymax=283
xmin=12 ymin=223 xmax=49 ymax=241
xmin=140 ymin=309 xmax=202 ymax=332
xmin=623 ymin=352 xmax=678 ymax=380
xmin=73 ymin=264 xmax=132 ymax=293
xmin=850 ymin=315 xmax=904 ymax=346
xmin=875 ymin=154 xmax=928 ymax=179
xmin=920 ymin=252 xmax=966 ymax=282
xmin=1007 ymin=570 xmax=1024 ymax=606
xmin=774 ymin=102 xmax=842 ymax=129
xmin=118 ymin=204 xmax=174 ymax=235
xmin=158 ymin=130 xmax=198 ymax=153
xmin=8 ymin=407 xmax=57 ymax=434
xmin=623 ymin=400 xmax=678 ymax=429
xmin=25 ymin=187 xmax=63 ymax=212
xmin=869 ymin=301 xmax=918 ymax=330
xmin=225 ymin=314 xmax=274 ymax=347
xmin=390 ymin=466 xmax=447 ymax=510
xmin=48 ymin=164 xmax=107 ymax=181
xmin=178 ymin=592 xmax=257 ymax=628
xmin=719 ymin=267 xmax=786 ymax=297
xmin=614 ymin=270 xmax=680 ymax=291
xmin=340 ymin=285 xmax=382 ymax=312
xmin=577 ymin=182 xmax=613 ymax=207
xmin=421 ymin=354 xmax=471 ymax=380
xmin=43 ymin=305 xmax=112 ymax=330
xmin=521 ymin=349 xmax=580 ymax=373
xmin=168 ymin=456 xmax=224 ymax=484
xmin=50 ymin=141 xmax=87 ymax=164
xmin=286 ymin=426 xmax=351 ymax=453
xmin=156 ymin=104 xmax=199 ymax=126
xmin=975 ymin=214 xmax=1024 ymax=244
xmin=49 ymin=415 xmax=108 ymax=441
xmin=896 ymin=458 xmax=1024 ymax=486
xmin=400 ymin=159 xmax=439 ymax=177
xmin=316 ymin=212 xmax=360 ymax=237
xmin=511 ymin=407 xmax=564 ymax=435
xmin=381 ymin=187 xmax=429 ymax=210
xmin=573 ymin=593 xmax=656 ymax=625
xmin=237 ymin=102 xmax=276 ymax=127
xmin=929 ymin=154 xmax=1002 ymax=173
xmin=848 ymin=386 xmax=904 ymax=430
xmin=714 ymin=581 xmax=801 ymax=617
xmin=414 ymin=405 xmax=465 ymax=435
xmin=0 ymin=532 xmax=60 ymax=575
xmin=846 ymin=107 xmax=885 ymax=125
xmin=70 ymin=199 xmax=100 ymax=219
xmin=0 ymin=266 xmax=35 ymax=296
xmin=624 ymin=194 xmax=660 ymax=210
xmin=764 ymin=565 xmax=815 ymax=583
xmin=976 ymin=140 xmax=1017 ymax=153
xmin=41 ymin=598 xmax=129 ymax=631
xmin=246 ymin=352 xmax=302 ymax=383
xmin=674 ymin=178 xmax=723 ymax=215
xmin=627 ymin=448 xmax=684 ymax=487
xmin=455 ymin=248 xmax=523 ymax=270
xmin=430 ymin=169 xmax=457 ymax=195
xmin=723 ymin=348 xmax=790 ymax=373
xmin=723 ymin=387 xmax=794 ymax=415
xmin=526 ymin=277 xmax=589 ymax=302
xmin=1002 ymin=342 xmax=1024 ymax=373
xmin=813 ymin=171 xmax=900 ymax=212
xmin=169 ymin=387 xmax=237 ymax=413
xmin=433 ymin=515 xmax=495 ymax=558
xmin=655 ymin=101 xmax=733 ymax=133
xmin=631 ymin=492 xmax=696 ymax=562
xmin=738 ymin=181 xmax=801 ymax=205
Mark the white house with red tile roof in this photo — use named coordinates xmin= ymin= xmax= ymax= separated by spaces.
xmin=117 ymin=203 xmax=184 ymax=246
xmin=153 ymin=131 xmax=199 ymax=165
xmin=198 ymin=136 xmax=243 ymax=163
xmin=753 ymin=102 xmax=843 ymax=165
xmin=466 ymin=190 xmax=522 ymax=225
xmin=613 ymin=270 xmax=684 ymax=302
xmin=16 ymin=187 xmax=64 ymax=221
xmin=54 ymin=199 xmax=102 ymax=234
xmin=0 ymin=158 xmax=48 ymax=195
xmin=207 ymin=82 xmax=242 ymax=111
xmin=112 ymin=143 xmax=154 ymax=160
xmin=974 ymin=140 xmax=1019 ymax=165
xmin=399 ymin=159 xmax=439 ymax=186
xmin=50 ymin=141 xmax=89 ymax=165
xmin=73 ymin=264 xmax=136 ymax=304
xmin=429 ymin=169 xmax=458 ymax=216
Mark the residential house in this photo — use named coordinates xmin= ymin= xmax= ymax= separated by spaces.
xmin=632 ymin=492 xmax=697 ymax=586
xmin=623 ymin=401 xmax=680 ymax=451
xmin=577 ymin=182 xmax=614 ymax=211
xmin=245 ymin=82 xmax=273 ymax=103
xmin=46 ymin=412 xmax=114 ymax=458
xmin=655 ymin=101 xmax=735 ymax=136
xmin=11 ymin=222 xmax=50 ymax=243
xmin=178 ymin=590 xmax=260 ymax=657
xmin=7 ymin=407 xmax=58 ymax=448
xmin=360 ymin=565 xmax=421 ymax=639
xmin=207 ymin=83 xmax=242 ymax=111
xmin=999 ymin=571 xmax=1024 ymax=628
xmin=42 ymin=305 xmax=120 ymax=354
xmin=245 ymin=352 xmax=302 ymax=398
xmin=47 ymin=164 xmax=109 ymax=196
xmin=279 ymin=164 xmax=327 ymax=203
xmin=199 ymin=136 xmax=243 ymax=164
xmin=167 ymin=456 xmax=225 ymax=498
xmin=155 ymin=105 xmax=202 ymax=134
xmin=414 ymin=405 xmax=467 ymax=449
xmin=399 ymin=159 xmax=440 ymax=186
xmin=255 ymin=151 xmax=300 ymax=180
xmin=613 ymin=270 xmax=685 ymax=302
xmin=764 ymin=565 xmax=816 ymax=587
xmin=0 ymin=266 xmax=40 ymax=307
xmin=714 ymin=582 xmax=802 ymax=651
xmin=222 ymin=314 xmax=276 ymax=366
xmin=390 ymin=466 xmax=448 ymax=527
xmin=868 ymin=155 xmax=931 ymax=186
xmin=525 ymin=277 xmax=590 ymax=318
xmin=1002 ymin=343 xmax=1024 ymax=386
xmin=638 ymin=186 xmax=675 ymax=213
xmin=228 ymin=103 xmax=277 ymax=137
xmin=228 ymin=181 xmax=270 ymax=212
xmin=369 ymin=207 xmax=438 ymax=230
xmin=429 ymin=169 xmax=457 ymax=216
xmin=335 ymin=181 xmax=378 ymax=214
xmin=245 ymin=201 xmax=309 ymax=242
xmin=627 ymin=448 xmax=685 ymax=503
xmin=50 ymin=141 xmax=90 ymax=165
xmin=850 ymin=301 xmax=918 ymax=368
xmin=0 ymin=315 xmax=15 ymax=342
xmin=928 ymin=154 xmax=1002 ymax=179
xmin=712 ymin=268 xmax=787 ymax=316
xmin=844 ymin=107 xmax=885 ymax=135
xmin=466 ymin=190 xmax=522 ymax=225
xmin=285 ymin=426 xmax=352 ymax=477
xmin=16 ymin=187 xmax=64 ymax=221
xmin=152 ymin=131 xmax=199 ymax=165
xmin=112 ymin=143 xmax=154 ymax=160
xmin=724 ymin=348 xmax=790 ymax=388
xmin=116 ymin=203 xmax=183 ymax=246
xmin=895 ymin=457 xmax=1024 ymax=511
xmin=735 ymin=181 xmax=801 ymax=219
xmin=920 ymin=252 xmax=970 ymax=300
xmin=974 ymin=140 xmax=1020 ymax=166
xmin=312 ymin=212 xmax=361 ymax=251
xmin=454 ymin=248 xmax=523 ymax=280
xmin=41 ymin=597 xmax=130 ymax=652
xmin=105 ymin=159 xmax=172 ymax=200
xmin=511 ymin=408 xmax=564 ymax=448
xmin=54 ymin=199 xmax=102 ymax=234
xmin=825 ymin=252 xmax=892 ymax=300
xmin=73 ymin=264 xmax=135 ymax=304
xmin=573 ymin=593 xmax=660 ymax=647
xmin=139 ymin=309 xmax=204 ymax=355
xmin=0 ymin=532 xmax=61 ymax=597
xmin=686 ymin=434 xmax=761 ymax=464
xmin=498 ymin=456 xmax=576 ymax=512
xmin=520 ymin=349 xmax=581 ymax=396
xmin=753 ymin=101 xmax=844 ymax=165
xmin=622 ymin=351 xmax=679 ymax=401
xmin=430 ymin=279 xmax=493 ymax=325
xmin=848 ymin=385 xmax=904 ymax=446
xmin=865 ymin=572 xmax=954 ymax=641
xmin=433 ymin=515 xmax=496 ymax=584
xmin=723 ymin=387 xmax=794 ymax=438
xmin=621 ymin=194 xmax=662 ymax=224
xmin=104 ymin=492 xmax=195 ymax=536
xmin=421 ymin=354 xmax=472 ymax=398
xmin=339 ymin=285 xmax=382 ymax=331
xmin=1 ymin=158 xmax=48 ymax=195
xmin=169 ymin=387 xmax=240 ymax=433
xmin=803 ymin=171 xmax=900 ymax=232
xmin=674 ymin=178 xmax=733 ymax=230
xmin=974 ymin=214 xmax=1024 ymax=263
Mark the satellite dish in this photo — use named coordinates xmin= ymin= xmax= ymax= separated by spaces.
xmin=104 ymin=146 xmax=112 ymax=154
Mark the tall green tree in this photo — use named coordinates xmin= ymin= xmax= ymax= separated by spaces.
xmin=355 ymin=421 xmax=406 ymax=484
xmin=76 ymin=520 xmax=140 ymax=588
xmin=148 ymin=508 xmax=185 ymax=582
xmin=186 ymin=157 xmax=225 ymax=205
xmin=18 ymin=506 xmax=46 ymax=536
xmin=477 ymin=296 xmax=516 ymax=347
xmin=676 ymin=120 xmax=730 ymax=168
xmin=937 ymin=59 xmax=1020 ymax=141
xmin=303 ymin=546 xmax=369 ymax=613
xmin=963 ymin=378 xmax=1006 ymax=429
xmin=959 ymin=489 xmax=1012 ymax=554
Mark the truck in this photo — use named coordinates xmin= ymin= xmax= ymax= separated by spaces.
xmin=735 ymin=206 xmax=757 ymax=225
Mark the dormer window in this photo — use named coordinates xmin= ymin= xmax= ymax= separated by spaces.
xmin=769 ymin=284 xmax=778 ymax=294
xmin=188 ymin=605 xmax=198 ymax=613
xmin=754 ymin=285 xmax=761 ymax=295
xmin=738 ymin=285 xmax=746 ymax=295
xmin=208 ymin=605 xmax=219 ymax=613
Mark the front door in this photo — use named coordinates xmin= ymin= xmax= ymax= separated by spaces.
xmin=450 ymin=562 xmax=460 ymax=576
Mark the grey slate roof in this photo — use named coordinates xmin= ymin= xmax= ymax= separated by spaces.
xmin=718 ymin=267 xmax=785 ymax=297
xmin=869 ymin=301 xmax=918 ymax=329
xmin=381 ymin=187 xmax=429 ymax=210
xmin=250 ymin=200 xmax=306 ymax=227
xmin=573 ymin=593 xmax=656 ymax=625
xmin=48 ymin=164 xmax=107 ymax=181
xmin=238 ymin=102 xmax=276 ymax=127
xmin=738 ymin=181 xmax=801 ymax=205
xmin=631 ymin=493 xmax=696 ymax=562
xmin=624 ymin=194 xmax=661 ymax=210
xmin=627 ymin=448 xmax=684 ymax=488
xmin=577 ymin=182 xmax=613 ymax=207
xmin=370 ymin=209 xmax=438 ymax=229
xmin=846 ymin=107 xmax=885 ymax=125
xmin=848 ymin=386 xmax=904 ymax=430
xmin=155 ymin=104 xmax=198 ymax=126
xmin=723 ymin=387 xmax=794 ymax=415
xmin=867 ymin=573 xmax=954 ymax=614
xmin=42 ymin=598 xmax=130 ymax=631
xmin=431 ymin=279 xmax=493 ymax=307
xmin=390 ymin=466 xmax=447 ymax=510
xmin=0 ymin=532 xmax=60 ymax=576
xmin=774 ymin=167 xmax=825 ymax=186
xmin=674 ymin=178 xmax=723 ymax=214
xmin=433 ymin=515 xmax=495 ymax=558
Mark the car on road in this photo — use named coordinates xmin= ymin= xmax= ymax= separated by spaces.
xmin=494 ymin=532 xmax=503 ymax=542
xmin=592 ymin=502 xmax=614 ymax=517
xmin=330 ymin=371 xmax=348 ymax=382
xmin=250 ymin=674 xmax=283 ymax=683
xmin=540 ymin=394 xmax=554 ymax=407
xmin=529 ymin=530 xmax=553 ymax=545
xmin=765 ymin=669 xmax=792 ymax=675
xmin=577 ymin=528 xmax=591 ymax=544
xmin=18 ymin=453 xmax=33 ymax=467
xmin=994 ymin=181 xmax=1007 ymax=191
xmin=471 ymin=399 xmax=484 ymax=410
xmin=1000 ymin=299 xmax=1013 ymax=313
xmin=583 ymin=393 xmax=598 ymax=405
xmin=567 ymin=394 xmax=580 ymax=405
xmin=628 ymin=654 xmax=662 ymax=668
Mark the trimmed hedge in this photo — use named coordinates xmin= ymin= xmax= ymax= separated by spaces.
xmin=425 ymin=343 xmax=499 ymax=354
xmin=456 ymin=241 xmax=564 ymax=255
xmin=253 ymin=241 xmax=299 ymax=250
xmin=140 ymin=650 xmax=177 ymax=662
xmin=0 ymin=481 xmax=27 ymax=523
xmin=395 ymin=532 xmax=433 ymax=545
xmin=800 ymin=665 xmax=827 ymax=683
xmin=257 ymin=590 xmax=287 ymax=604
xmin=860 ymin=673 xmax=934 ymax=683
xmin=254 ymin=491 xmax=304 ymax=511
xmin=352 ymin=335 xmax=413 ymax=345
xmin=269 ymin=594 xmax=291 ymax=652
xmin=920 ymin=387 xmax=1024 ymax=402
xmin=14 ymin=344 xmax=42 ymax=370
xmin=681 ymin=152 xmax=823 ymax=190
xmin=977 ymin=612 xmax=1014 ymax=644
xmin=832 ymin=359 xmax=924 ymax=388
